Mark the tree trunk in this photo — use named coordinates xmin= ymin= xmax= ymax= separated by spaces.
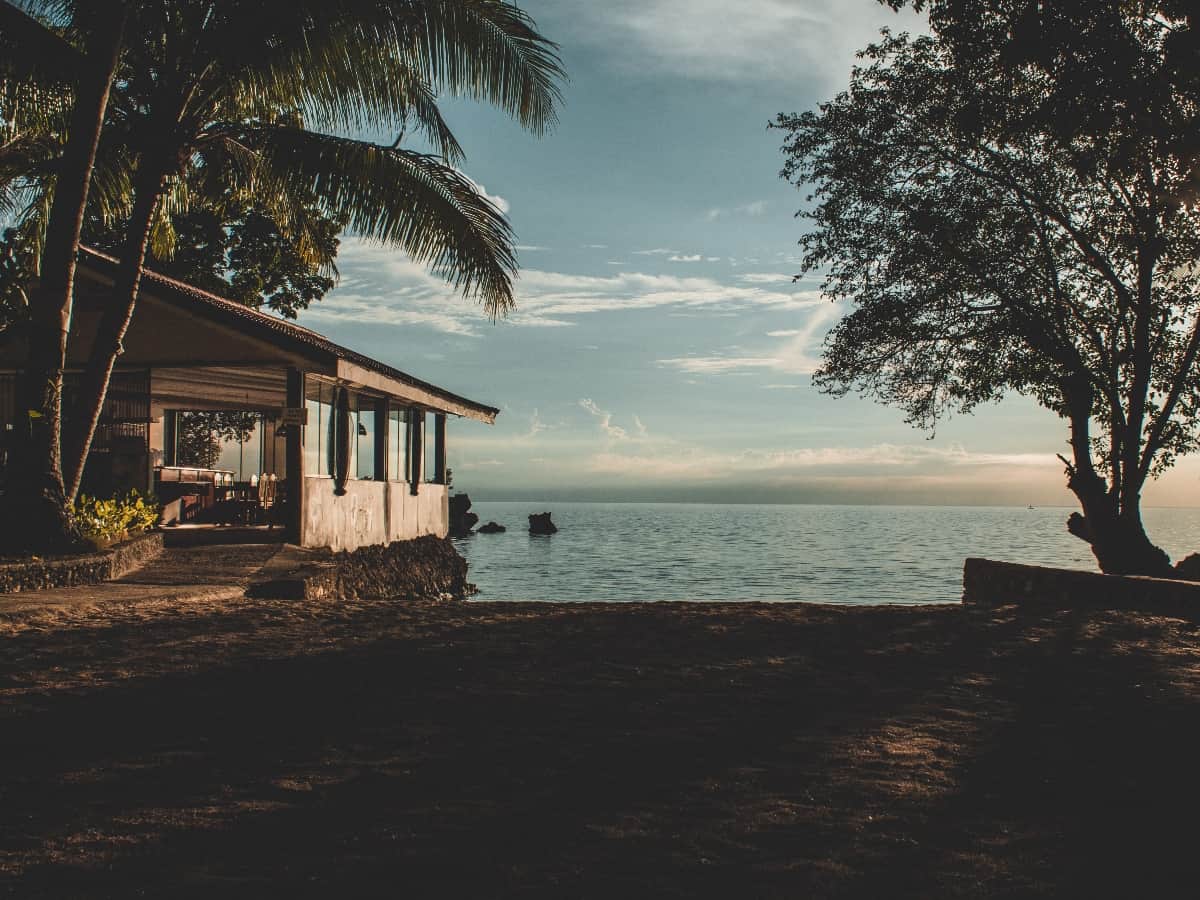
xmin=1066 ymin=471 xmax=1173 ymax=577
xmin=0 ymin=7 xmax=127 ymax=554
xmin=1062 ymin=386 xmax=1174 ymax=578
xmin=63 ymin=166 xmax=166 ymax=502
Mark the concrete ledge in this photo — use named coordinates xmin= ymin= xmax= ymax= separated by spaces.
xmin=247 ymin=545 xmax=338 ymax=601
xmin=964 ymin=557 xmax=1200 ymax=616
xmin=0 ymin=531 xmax=163 ymax=595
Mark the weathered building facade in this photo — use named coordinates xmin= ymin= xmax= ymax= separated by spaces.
xmin=0 ymin=248 xmax=498 ymax=551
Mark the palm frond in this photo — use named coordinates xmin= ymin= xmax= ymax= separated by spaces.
xmin=191 ymin=0 xmax=562 ymax=141
xmin=0 ymin=0 xmax=82 ymax=84
xmin=246 ymin=123 xmax=516 ymax=316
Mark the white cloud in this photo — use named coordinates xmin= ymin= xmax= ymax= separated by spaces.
xmin=516 ymin=244 xmax=549 ymax=251
xmin=667 ymin=254 xmax=703 ymax=262
xmin=582 ymin=243 xmax=608 ymax=249
xmin=632 ymin=247 xmax=678 ymax=256
xmin=456 ymin=172 xmax=510 ymax=214
xmin=766 ymin=328 xmax=802 ymax=337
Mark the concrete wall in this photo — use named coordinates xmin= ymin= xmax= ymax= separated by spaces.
xmin=301 ymin=477 xmax=448 ymax=551
xmin=963 ymin=557 xmax=1200 ymax=616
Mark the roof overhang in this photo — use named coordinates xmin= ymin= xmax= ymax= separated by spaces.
xmin=337 ymin=359 xmax=497 ymax=423
xmin=73 ymin=247 xmax=500 ymax=424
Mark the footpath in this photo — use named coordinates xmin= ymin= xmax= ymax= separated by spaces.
xmin=0 ymin=542 xmax=283 ymax=619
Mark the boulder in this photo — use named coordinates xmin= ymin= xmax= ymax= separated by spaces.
xmin=478 ymin=521 xmax=506 ymax=533
xmin=1174 ymin=553 xmax=1200 ymax=582
xmin=528 ymin=512 xmax=558 ymax=535
xmin=448 ymin=493 xmax=478 ymax=537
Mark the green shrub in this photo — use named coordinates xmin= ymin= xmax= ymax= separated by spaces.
xmin=75 ymin=489 xmax=160 ymax=548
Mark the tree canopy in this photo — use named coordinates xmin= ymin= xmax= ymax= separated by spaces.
xmin=776 ymin=18 xmax=1200 ymax=576
xmin=82 ymin=195 xmax=344 ymax=319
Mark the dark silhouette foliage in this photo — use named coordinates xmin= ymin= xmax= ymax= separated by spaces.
xmin=777 ymin=10 xmax=1200 ymax=576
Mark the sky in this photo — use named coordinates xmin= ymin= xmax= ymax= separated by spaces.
xmin=301 ymin=0 xmax=1200 ymax=507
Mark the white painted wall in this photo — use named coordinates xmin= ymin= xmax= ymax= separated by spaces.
xmin=301 ymin=478 xmax=448 ymax=551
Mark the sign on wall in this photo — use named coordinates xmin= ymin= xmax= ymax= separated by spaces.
xmin=279 ymin=407 xmax=309 ymax=426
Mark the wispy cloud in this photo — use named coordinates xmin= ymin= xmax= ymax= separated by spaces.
xmin=514 ymin=269 xmax=824 ymax=319
xmin=527 ymin=408 xmax=550 ymax=438
xmin=668 ymin=253 xmax=703 ymax=262
xmin=319 ymin=239 xmax=825 ymax=337
xmin=658 ymin=303 xmax=840 ymax=376
xmin=546 ymin=0 xmax=926 ymax=85
xmin=705 ymin=200 xmax=769 ymax=221
xmin=579 ymin=397 xmax=629 ymax=440
xmin=740 ymin=273 xmax=796 ymax=285
xmin=584 ymin=442 xmax=1061 ymax=482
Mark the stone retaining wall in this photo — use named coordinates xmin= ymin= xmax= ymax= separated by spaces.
xmin=963 ymin=557 xmax=1200 ymax=616
xmin=0 ymin=532 xmax=163 ymax=595
xmin=249 ymin=535 xmax=470 ymax=602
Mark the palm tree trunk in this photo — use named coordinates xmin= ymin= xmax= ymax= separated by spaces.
xmin=63 ymin=166 xmax=165 ymax=502
xmin=0 ymin=6 xmax=127 ymax=553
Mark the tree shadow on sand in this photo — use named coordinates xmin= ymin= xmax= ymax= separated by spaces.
xmin=2 ymin=601 xmax=1198 ymax=897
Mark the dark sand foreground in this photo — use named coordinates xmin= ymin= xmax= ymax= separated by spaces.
xmin=2 ymin=592 xmax=1199 ymax=898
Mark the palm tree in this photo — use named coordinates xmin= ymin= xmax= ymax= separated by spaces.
xmin=0 ymin=0 xmax=564 ymax=546
xmin=60 ymin=0 xmax=563 ymax=500
xmin=0 ymin=1 xmax=128 ymax=552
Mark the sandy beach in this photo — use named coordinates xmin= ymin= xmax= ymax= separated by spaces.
xmin=2 ymin=592 xmax=1199 ymax=897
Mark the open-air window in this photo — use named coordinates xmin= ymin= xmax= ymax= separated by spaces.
xmin=304 ymin=379 xmax=333 ymax=478
xmin=388 ymin=406 xmax=409 ymax=482
xmin=354 ymin=397 xmax=375 ymax=480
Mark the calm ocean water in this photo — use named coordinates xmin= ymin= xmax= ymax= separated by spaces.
xmin=452 ymin=502 xmax=1200 ymax=604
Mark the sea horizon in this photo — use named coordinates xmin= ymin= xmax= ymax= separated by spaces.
xmin=463 ymin=495 xmax=1200 ymax=511
xmin=453 ymin=501 xmax=1200 ymax=605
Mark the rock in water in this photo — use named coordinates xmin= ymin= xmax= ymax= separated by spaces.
xmin=478 ymin=521 xmax=506 ymax=534
xmin=448 ymin=493 xmax=479 ymax=537
xmin=528 ymin=512 xmax=558 ymax=535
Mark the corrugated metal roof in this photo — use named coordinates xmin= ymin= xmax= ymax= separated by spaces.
xmin=79 ymin=246 xmax=499 ymax=421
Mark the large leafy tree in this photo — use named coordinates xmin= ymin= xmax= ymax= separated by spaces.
xmin=0 ymin=0 xmax=563 ymax=552
xmin=776 ymin=20 xmax=1200 ymax=577
xmin=83 ymin=193 xmax=344 ymax=319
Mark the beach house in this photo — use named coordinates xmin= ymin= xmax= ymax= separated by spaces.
xmin=0 ymin=247 xmax=498 ymax=551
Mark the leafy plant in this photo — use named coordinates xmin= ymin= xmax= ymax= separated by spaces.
xmin=74 ymin=489 xmax=159 ymax=548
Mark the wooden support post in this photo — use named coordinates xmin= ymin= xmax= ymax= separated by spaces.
xmin=285 ymin=367 xmax=304 ymax=544
xmin=374 ymin=397 xmax=389 ymax=481
xmin=409 ymin=408 xmax=422 ymax=495
xmin=434 ymin=413 xmax=447 ymax=485
xmin=163 ymin=409 xmax=177 ymax=466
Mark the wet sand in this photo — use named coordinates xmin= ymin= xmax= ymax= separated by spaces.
xmin=2 ymin=594 xmax=1199 ymax=897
